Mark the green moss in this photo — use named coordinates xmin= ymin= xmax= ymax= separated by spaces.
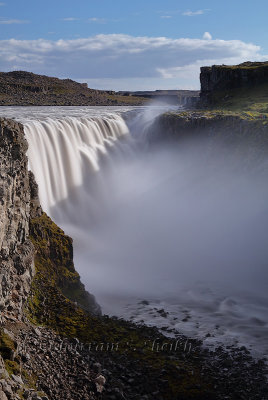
xmin=29 ymin=212 xmax=95 ymax=312
xmin=164 ymin=109 xmax=263 ymax=121
xmin=0 ymin=330 xmax=16 ymax=360
xmin=21 ymin=370 xmax=38 ymax=389
xmin=107 ymin=94 xmax=147 ymax=105
xmin=4 ymin=360 xmax=20 ymax=376
xmin=0 ymin=329 xmax=37 ymax=391
xmin=4 ymin=361 xmax=38 ymax=395
xmin=214 ymin=62 xmax=268 ymax=70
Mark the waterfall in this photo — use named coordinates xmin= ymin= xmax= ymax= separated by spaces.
xmin=24 ymin=114 xmax=130 ymax=215
xmin=1 ymin=105 xmax=266 ymax=357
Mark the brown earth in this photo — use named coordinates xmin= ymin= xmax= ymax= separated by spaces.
xmin=0 ymin=71 xmax=147 ymax=106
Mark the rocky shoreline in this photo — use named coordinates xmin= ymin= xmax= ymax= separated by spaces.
xmin=1 ymin=315 xmax=267 ymax=400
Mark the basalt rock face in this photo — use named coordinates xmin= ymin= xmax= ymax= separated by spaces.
xmin=200 ymin=61 xmax=268 ymax=105
xmin=0 ymin=119 xmax=36 ymax=322
xmin=0 ymin=118 xmax=44 ymax=397
xmin=28 ymin=212 xmax=101 ymax=321
xmin=151 ymin=111 xmax=268 ymax=145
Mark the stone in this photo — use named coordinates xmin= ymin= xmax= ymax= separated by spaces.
xmin=94 ymin=374 xmax=106 ymax=393
xmin=11 ymin=375 xmax=23 ymax=385
xmin=0 ymin=381 xmax=13 ymax=398
xmin=0 ymin=390 xmax=8 ymax=400
xmin=92 ymin=363 xmax=102 ymax=373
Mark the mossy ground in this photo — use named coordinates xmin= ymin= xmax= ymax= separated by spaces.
xmin=106 ymin=93 xmax=146 ymax=105
xmin=0 ymin=330 xmax=16 ymax=360
xmin=0 ymin=329 xmax=37 ymax=391
xmin=209 ymin=62 xmax=268 ymax=70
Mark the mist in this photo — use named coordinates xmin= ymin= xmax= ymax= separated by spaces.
xmin=69 ymin=133 xmax=268 ymax=301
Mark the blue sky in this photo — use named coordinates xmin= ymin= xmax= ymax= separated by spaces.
xmin=0 ymin=0 xmax=267 ymax=90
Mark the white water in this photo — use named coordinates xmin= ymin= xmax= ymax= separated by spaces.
xmin=1 ymin=106 xmax=267 ymax=359
xmin=24 ymin=114 xmax=130 ymax=211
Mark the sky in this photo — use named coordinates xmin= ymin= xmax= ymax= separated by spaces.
xmin=0 ymin=0 xmax=267 ymax=91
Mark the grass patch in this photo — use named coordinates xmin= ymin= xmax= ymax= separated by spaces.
xmin=4 ymin=359 xmax=20 ymax=376
xmin=0 ymin=330 xmax=16 ymax=360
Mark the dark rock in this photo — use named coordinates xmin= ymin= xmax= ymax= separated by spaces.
xmin=200 ymin=61 xmax=268 ymax=105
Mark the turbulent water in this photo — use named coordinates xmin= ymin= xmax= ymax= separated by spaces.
xmin=1 ymin=105 xmax=267 ymax=359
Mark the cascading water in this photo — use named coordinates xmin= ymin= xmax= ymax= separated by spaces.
xmin=0 ymin=105 xmax=267 ymax=359
xmin=24 ymin=113 xmax=131 ymax=219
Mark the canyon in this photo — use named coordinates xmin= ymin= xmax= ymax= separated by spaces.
xmin=0 ymin=62 xmax=267 ymax=399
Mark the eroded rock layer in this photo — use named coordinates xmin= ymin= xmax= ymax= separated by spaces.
xmin=0 ymin=119 xmax=35 ymax=322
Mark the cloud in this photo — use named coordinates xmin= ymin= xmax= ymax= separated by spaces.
xmin=0 ymin=2 xmax=5 ymax=6
xmin=161 ymin=15 xmax=172 ymax=19
xmin=183 ymin=10 xmax=205 ymax=16
xmin=203 ymin=32 xmax=212 ymax=40
xmin=88 ymin=17 xmax=106 ymax=24
xmin=0 ymin=34 xmax=266 ymax=90
xmin=62 ymin=17 xmax=79 ymax=21
xmin=0 ymin=18 xmax=29 ymax=24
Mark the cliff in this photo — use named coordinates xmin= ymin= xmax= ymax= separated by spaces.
xmin=200 ymin=62 xmax=268 ymax=93
xmin=199 ymin=61 xmax=268 ymax=112
xmin=0 ymin=119 xmax=35 ymax=322
xmin=151 ymin=110 xmax=268 ymax=142
xmin=0 ymin=71 xmax=146 ymax=106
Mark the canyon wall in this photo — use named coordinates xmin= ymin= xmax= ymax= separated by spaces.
xmin=0 ymin=119 xmax=36 ymax=322
xmin=151 ymin=111 xmax=268 ymax=143
xmin=200 ymin=61 xmax=268 ymax=105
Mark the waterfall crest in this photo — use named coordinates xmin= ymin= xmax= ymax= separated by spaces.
xmin=24 ymin=114 xmax=130 ymax=213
